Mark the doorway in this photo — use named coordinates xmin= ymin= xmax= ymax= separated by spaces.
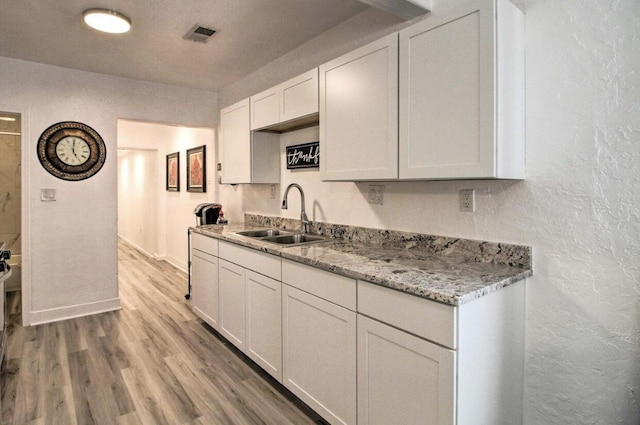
xmin=0 ymin=111 xmax=22 ymax=292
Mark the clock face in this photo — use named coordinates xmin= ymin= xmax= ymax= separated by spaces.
xmin=37 ymin=121 xmax=106 ymax=181
xmin=55 ymin=136 xmax=91 ymax=166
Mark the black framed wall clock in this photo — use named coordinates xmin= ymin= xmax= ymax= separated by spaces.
xmin=37 ymin=121 xmax=107 ymax=181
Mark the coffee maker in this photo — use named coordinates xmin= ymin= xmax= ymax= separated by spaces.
xmin=194 ymin=203 xmax=222 ymax=225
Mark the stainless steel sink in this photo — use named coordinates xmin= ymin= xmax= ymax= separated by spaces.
xmin=235 ymin=229 xmax=287 ymax=238
xmin=261 ymin=233 xmax=329 ymax=246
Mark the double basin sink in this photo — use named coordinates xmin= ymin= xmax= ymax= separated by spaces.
xmin=235 ymin=229 xmax=329 ymax=247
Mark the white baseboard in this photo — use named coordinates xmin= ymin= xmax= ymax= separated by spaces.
xmin=164 ymin=255 xmax=188 ymax=274
xmin=30 ymin=297 xmax=121 ymax=326
xmin=117 ymin=235 xmax=155 ymax=259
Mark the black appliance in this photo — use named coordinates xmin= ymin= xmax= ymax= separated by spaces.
xmin=0 ymin=244 xmax=10 ymax=273
xmin=194 ymin=203 xmax=222 ymax=226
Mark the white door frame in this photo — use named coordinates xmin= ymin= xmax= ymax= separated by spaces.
xmin=0 ymin=104 xmax=31 ymax=326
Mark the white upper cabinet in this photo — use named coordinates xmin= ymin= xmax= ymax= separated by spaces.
xmin=220 ymin=98 xmax=251 ymax=183
xmin=320 ymin=0 xmax=524 ymax=181
xmin=320 ymin=34 xmax=399 ymax=181
xmin=220 ymin=98 xmax=280 ymax=184
xmin=399 ymin=0 xmax=525 ymax=179
xmin=250 ymin=68 xmax=319 ymax=131
xmin=250 ymin=87 xmax=280 ymax=130
xmin=280 ymin=68 xmax=319 ymax=123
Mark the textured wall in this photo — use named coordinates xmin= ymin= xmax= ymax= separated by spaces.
xmin=522 ymin=0 xmax=639 ymax=423
xmin=219 ymin=0 xmax=640 ymax=423
xmin=0 ymin=57 xmax=217 ymax=324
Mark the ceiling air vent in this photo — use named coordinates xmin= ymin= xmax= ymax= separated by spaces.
xmin=184 ymin=25 xmax=216 ymax=43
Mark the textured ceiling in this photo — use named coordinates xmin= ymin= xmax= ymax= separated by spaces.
xmin=0 ymin=0 xmax=376 ymax=91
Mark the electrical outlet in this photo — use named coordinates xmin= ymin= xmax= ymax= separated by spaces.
xmin=369 ymin=185 xmax=384 ymax=205
xmin=269 ymin=184 xmax=276 ymax=199
xmin=460 ymin=189 xmax=475 ymax=212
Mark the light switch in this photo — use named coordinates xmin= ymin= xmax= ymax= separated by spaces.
xmin=41 ymin=188 xmax=56 ymax=202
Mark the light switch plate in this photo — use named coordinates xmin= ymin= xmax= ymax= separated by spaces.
xmin=41 ymin=188 xmax=56 ymax=202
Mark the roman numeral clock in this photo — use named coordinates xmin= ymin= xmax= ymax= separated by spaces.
xmin=37 ymin=121 xmax=106 ymax=181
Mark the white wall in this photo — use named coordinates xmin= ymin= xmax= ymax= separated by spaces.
xmin=117 ymin=149 xmax=158 ymax=256
xmin=0 ymin=56 xmax=217 ymax=325
xmin=217 ymin=0 xmax=640 ymax=423
xmin=117 ymin=120 xmax=216 ymax=270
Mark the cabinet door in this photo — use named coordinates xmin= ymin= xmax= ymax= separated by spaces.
xmin=191 ymin=251 xmax=219 ymax=330
xmin=320 ymin=33 xmax=398 ymax=181
xmin=220 ymin=98 xmax=251 ymax=183
xmin=282 ymin=285 xmax=356 ymax=425
xmin=399 ymin=1 xmax=495 ymax=179
xmin=280 ymin=68 xmax=318 ymax=122
xmin=251 ymin=87 xmax=280 ymax=130
xmin=219 ymin=259 xmax=246 ymax=351
xmin=246 ymin=270 xmax=282 ymax=381
xmin=357 ymin=315 xmax=456 ymax=425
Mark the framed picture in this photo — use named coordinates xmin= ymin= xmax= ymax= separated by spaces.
xmin=166 ymin=152 xmax=180 ymax=191
xmin=286 ymin=141 xmax=320 ymax=169
xmin=187 ymin=145 xmax=206 ymax=193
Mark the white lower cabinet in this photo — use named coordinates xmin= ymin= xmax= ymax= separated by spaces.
xmin=190 ymin=233 xmax=220 ymax=330
xmin=193 ymin=236 xmax=525 ymax=425
xmin=191 ymin=250 xmax=220 ymax=330
xmin=282 ymin=284 xmax=357 ymax=425
xmin=246 ymin=270 xmax=282 ymax=381
xmin=217 ymin=240 xmax=283 ymax=381
xmin=357 ymin=314 xmax=456 ymax=425
xmin=219 ymin=259 xmax=247 ymax=351
xmin=358 ymin=279 xmax=526 ymax=425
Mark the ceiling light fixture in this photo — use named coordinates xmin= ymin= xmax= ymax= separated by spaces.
xmin=83 ymin=9 xmax=131 ymax=34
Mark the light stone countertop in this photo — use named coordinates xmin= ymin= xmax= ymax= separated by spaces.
xmin=192 ymin=222 xmax=532 ymax=306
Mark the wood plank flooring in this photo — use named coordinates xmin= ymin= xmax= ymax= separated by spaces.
xmin=1 ymin=240 xmax=321 ymax=425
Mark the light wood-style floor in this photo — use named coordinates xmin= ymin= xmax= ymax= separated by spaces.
xmin=1 ymin=240 xmax=320 ymax=425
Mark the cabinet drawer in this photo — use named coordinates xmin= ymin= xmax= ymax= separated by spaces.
xmin=219 ymin=240 xmax=281 ymax=281
xmin=192 ymin=233 xmax=219 ymax=256
xmin=282 ymin=259 xmax=356 ymax=311
xmin=192 ymin=248 xmax=217 ymax=264
xmin=358 ymin=281 xmax=457 ymax=349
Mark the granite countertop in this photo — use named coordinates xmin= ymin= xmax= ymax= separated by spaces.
xmin=192 ymin=220 xmax=532 ymax=307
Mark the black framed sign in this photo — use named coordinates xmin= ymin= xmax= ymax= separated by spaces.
xmin=286 ymin=141 xmax=320 ymax=170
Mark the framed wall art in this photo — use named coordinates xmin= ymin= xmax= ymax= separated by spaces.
xmin=187 ymin=145 xmax=206 ymax=193
xmin=286 ymin=141 xmax=320 ymax=169
xmin=166 ymin=151 xmax=180 ymax=191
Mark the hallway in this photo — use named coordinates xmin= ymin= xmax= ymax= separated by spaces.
xmin=1 ymin=240 xmax=319 ymax=424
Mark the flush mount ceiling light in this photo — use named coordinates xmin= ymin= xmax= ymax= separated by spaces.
xmin=83 ymin=9 xmax=131 ymax=34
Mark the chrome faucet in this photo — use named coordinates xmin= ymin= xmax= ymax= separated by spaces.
xmin=282 ymin=183 xmax=310 ymax=234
